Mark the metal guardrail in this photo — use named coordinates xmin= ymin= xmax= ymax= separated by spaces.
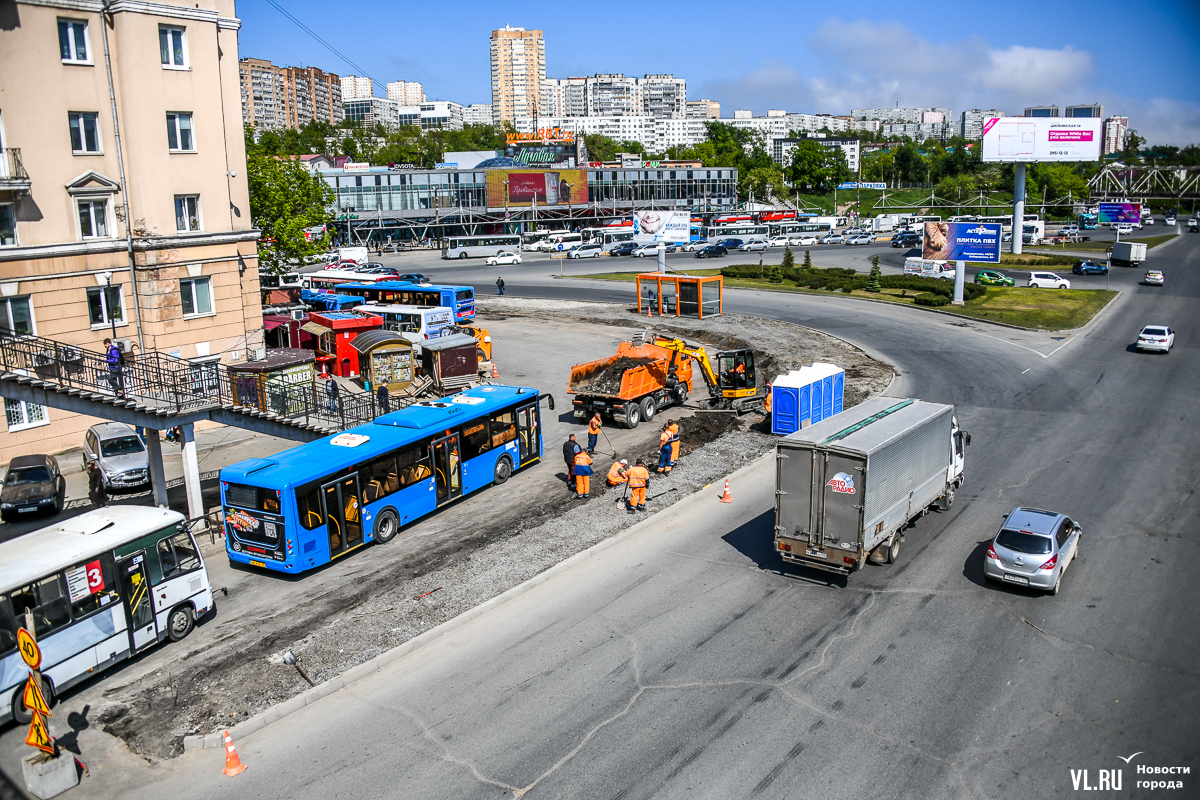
xmin=1 ymin=148 xmax=28 ymax=182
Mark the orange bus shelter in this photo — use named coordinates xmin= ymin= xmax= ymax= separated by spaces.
xmin=635 ymin=273 xmax=723 ymax=319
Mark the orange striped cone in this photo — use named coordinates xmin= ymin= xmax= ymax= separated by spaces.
xmin=492 ymin=361 xmax=499 ymax=379
xmin=719 ymin=478 xmax=733 ymax=503
xmin=222 ymin=730 xmax=247 ymax=776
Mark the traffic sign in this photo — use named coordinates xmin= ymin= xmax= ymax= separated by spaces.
xmin=23 ymin=674 xmax=50 ymax=717
xmin=25 ymin=712 xmax=54 ymax=754
xmin=556 ymin=243 xmax=564 ymax=251
xmin=17 ymin=628 xmax=40 ymax=670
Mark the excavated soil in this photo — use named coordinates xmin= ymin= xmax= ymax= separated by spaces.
xmin=580 ymin=356 xmax=656 ymax=395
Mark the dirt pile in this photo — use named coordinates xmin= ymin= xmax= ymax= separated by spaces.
xmin=579 ymin=356 xmax=655 ymax=395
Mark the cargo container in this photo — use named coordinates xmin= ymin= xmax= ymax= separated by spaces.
xmin=1109 ymin=241 xmax=1147 ymax=268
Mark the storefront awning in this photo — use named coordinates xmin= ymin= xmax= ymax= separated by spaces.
xmin=301 ymin=322 xmax=331 ymax=336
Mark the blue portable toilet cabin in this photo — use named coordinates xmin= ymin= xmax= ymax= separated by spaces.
xmin=769 ymin=363 xmax=845 ymax=435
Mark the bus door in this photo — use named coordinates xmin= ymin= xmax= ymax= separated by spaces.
xmin=117 ymin=554 xmax=157 ymax=651
xmin=516 ymin=404 xmax=540 ymax=465
xmin=321 ymin=475 xmax=364 ymax=558
xmin=432 ymin=434 xmax=462 ymax=505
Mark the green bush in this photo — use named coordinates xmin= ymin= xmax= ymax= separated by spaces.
xmin=913 ymin=293 xmax=951 ymax=306
xmin=781 ymin=245 xmax=795 ymax=271
xmin=803 ymin=249 xmax=813 ymax=268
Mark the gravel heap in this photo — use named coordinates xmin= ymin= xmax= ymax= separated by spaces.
xmin=577 ymin=355 xmax=656 ymax=395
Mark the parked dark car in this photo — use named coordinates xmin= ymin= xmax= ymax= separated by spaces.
xmin=719 ymin=239 xmax=744 ymax=250
xmin=694 ymin=244 xmax=728 ymax=258
xmin=609 ymin=242 xmax=639 ymax=257
xmin=393 ymin=273 xmax=432 ymax=283
xmin=1072 ymin=260 xmax=1108 ymax=275
xmin=1 ymin=454 xmax=66 ymax=521
xmin=365 ymin=266 xmax=401 ymax=276
xmin=891 ymin=233 xmax=922 ymax=248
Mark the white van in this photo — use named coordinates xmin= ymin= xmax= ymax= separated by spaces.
xmin=904 ymin=257 xmax=955 ymax=280
xmin=355 ymin=304 xmax=454 ymax=343
xmin=337 ymin=246 xmax=369 ymax=265
xmin=538 ymin=232 xmax=583 ymax=252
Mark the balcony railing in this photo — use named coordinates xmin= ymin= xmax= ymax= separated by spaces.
xmin=0 ymin=149 xmax=30 ymax=191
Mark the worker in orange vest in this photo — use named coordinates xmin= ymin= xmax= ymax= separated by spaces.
xmin=587 ymin=413 xmax=602 ymax=454
xmin=667 ymin=419 xmax=680 ymax=466
xmin=656 ymin=424 xmax=672 ymax=474
xmin=606 ymin=459 xmax=629 ymax=486
xmin=626 ymin=458 xmax=650 ymax=512
xmin=764 ymin=383 xmax=772 ymax=414
xmin=573 ymin=449 xmax=594 ymax=498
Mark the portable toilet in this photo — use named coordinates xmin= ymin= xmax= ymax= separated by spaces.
xmin=770 ymin=366 xmax=814 ymax=435
xmin=808 ymin=362 xmax=845 ymax=421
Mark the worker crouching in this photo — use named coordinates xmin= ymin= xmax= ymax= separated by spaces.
xmin=573 ymin=449 xmax=594 ymax=498
xmin=607 ymin=459 xmax=629 ymax=486
xmin=627 ymin=458 xmax=650 ymax=512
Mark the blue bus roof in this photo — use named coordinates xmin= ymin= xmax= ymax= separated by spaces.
xmin=220 ymin=384 xmax=537 ymax=490
xmin=339 ymin=281 xmax=472 ymax=294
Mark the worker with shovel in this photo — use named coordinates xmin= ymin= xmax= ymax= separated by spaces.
xmin=627 ymin=458 xmax=650 ymax=512
xmin=573 ymin=449 xmax=594 ymax=499
xmin=587 ymin=413 xmax=602 ymax=455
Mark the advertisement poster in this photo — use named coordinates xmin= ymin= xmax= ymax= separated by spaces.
xmin=981 ymin=118 xmax=1102 ymax=163
xmin=923 ymin=222 xmax=1002 ymax=262
xmin=486 ymin=169 xmax=588 ymax=209
xmin=1097 ymin=202 xmax=1142 ymax=225
xmin=632 ymin=211 xmax=690 ymax=244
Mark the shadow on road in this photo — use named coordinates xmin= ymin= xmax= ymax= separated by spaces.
xmin=721 ymin=509 xmax=849 ymax=588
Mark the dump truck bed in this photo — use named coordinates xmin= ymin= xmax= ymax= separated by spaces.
xmin=568 ymin=342 xmax=690 ymax=401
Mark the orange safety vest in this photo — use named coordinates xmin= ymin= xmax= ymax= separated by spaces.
xmin=764 ymin=384 xmax=772 ymax=412
xmin=588 ymin=418 xmax=602 ymax=435
xmin=659 ymin=430 xmax=671 ymax=448
xmin=606 ymin=463 xmax=628 ymax=484
xmin=626 ymin=466 xmax=649 ymax=488
xmin=574 ymin=451 xmax=593 ymax=468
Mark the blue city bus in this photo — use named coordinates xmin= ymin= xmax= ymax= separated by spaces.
xmin=1078 ymin=213 xmax=1098 ymax=230
xmin=340 ymin=281 xmax=476 ymax=322
xmin=220 ymin=385 xmax=549 ymax=573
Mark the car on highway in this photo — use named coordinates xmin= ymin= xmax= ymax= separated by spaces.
xmin=1057 ymin=225 xmax=1080 ymax=236
xmin=568 ymin=243 xmax=604 ymax=259
xmin=1188 ymin=218 xmax=1198 ymax=232
xmin=984 ymin=506 xmax=1081 ymax=595
xmin=790 ymin=235 xmax=820 ymax=246
xmin=1144 ymin=216 xmax=1154 ymax=225
xmin=83 ymin=422 xmax=150 ymax=490
xmin=633 ymin=243 xmax=677 ymax=257
xmin=1072 ymin=260 xmax=1109 ymax=275
xmin=974 ymin=269 xmax=1015 ymax=286
xmin=1142 ymin=270 xmax=1165 ymax=286
xmin=324 ymin=260 xmax=359 ymax=270
xmin=1165 ymin=215 xmax=1177 ymax=225
xmin=0 ymin=454 xmax=66 ymax=521
xmin=393 ymin=273 xmax=431 ymax=284
xmin=693 ymin=244 xmax=728 ymax=259
xmin=768 ymin=236 xmax=793 ymax=248
xmin=485 ymin=252 xmax=521 ymax=266
xmin=845 ymin=234 xmax=875 ymax=245
xmin=818 ymin=233 xmax=845 ymax=244
xmin=891 ymin=232 xmax=922 ymax=248
xmin=738 ymin=241 xmax=769 ymax=252
xmin=363 ymin=266 xmax=401 ymax=276
xmin=1114 ymin=223 xmax=1135 ymax=235
xmin=1136 ymin=325 xmax=1174 ymax=353
xmin=608 ymin=242 xmax=639 ymax=257
xmin=680 ymin=240 xmax=708 ymax=252
xmin=720 ymin=238 xmax=745 ymax=250
xmin=841 ymin=227 xmax=866 ymax=237
xmin=1001 ymin=232 xmax=1013 ymax=243
xmin=1027 ymin=272 xmax=1071 ymax=289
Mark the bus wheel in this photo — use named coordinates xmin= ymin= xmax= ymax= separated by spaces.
xmin=374 ymin=509 xmax=399 ymax=543
xmin=493 ymin=456 xmax=513 ymax=485
xmin=11 ymin=675 xmax=51 ymax=725
xmin=167 ymin=606 xmax=194 ymax=642
xmin=458 ymin=252 xmax=468 ymax=260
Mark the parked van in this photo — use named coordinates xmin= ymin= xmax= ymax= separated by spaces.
xmin=904 ymin=257 xmax=955 ymax=280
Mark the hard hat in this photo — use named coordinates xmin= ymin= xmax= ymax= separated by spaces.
xmin=620 ymin=459 xmax=628 ymax=465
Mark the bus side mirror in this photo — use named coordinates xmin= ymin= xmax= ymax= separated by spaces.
xmin=963 ymin=432 xmax=971 ymax=446
xmin=546 ymin=394 xmax=555 ymax=411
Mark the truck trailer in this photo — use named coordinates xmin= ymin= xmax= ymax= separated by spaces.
xmin=1109 ymin=241 xmax=1147 ymax=268
xmin=774 ymin=397 xmax=969 ymax=576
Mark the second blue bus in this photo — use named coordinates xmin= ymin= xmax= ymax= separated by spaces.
xmin=340 ymin=281 xmax=476 ymax=322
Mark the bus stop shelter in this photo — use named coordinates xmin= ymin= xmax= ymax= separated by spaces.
xmin=636 ymin=273 xmax=723 ymax=319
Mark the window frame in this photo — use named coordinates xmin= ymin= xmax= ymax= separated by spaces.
xmin=4 ymin=397 xmax=49 ymax=432
xmin=0 ymin=202 xmax=16 ymax=247
xmin=174 ymin=194 xmax=202 ymax=232
xmin=157 ymin=531 xmax=201 ymax=581
xmin=86 ymin=284 xmax=127 ymax=329
xmin=0 ymin=296 xmax=36 ymax=337
xmin=76 ymin=197 xmax=112 ymax=239
xmin=58 ymin=18 xmax=92 ymax=65
xmin=166 ymin=111 xmax=196 ymax=153
xmin=179 ymin=276 xmax=213 ymax=318
xmin=158 ymin=25 xmax=189 ymax=70
xmin=68 ymin=111 xmax=102 ymax=155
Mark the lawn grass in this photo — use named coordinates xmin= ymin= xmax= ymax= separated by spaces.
xmin=572 ymin=270 xmax=1117 ymax=330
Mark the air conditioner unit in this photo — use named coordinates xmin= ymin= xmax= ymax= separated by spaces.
xmin=115 ymin=338 xmax=134 ymax=354
xmin=291 ymin=310 xmax=306 ymax=321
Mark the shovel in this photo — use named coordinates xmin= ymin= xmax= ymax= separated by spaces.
xmin=599 ymin=427 xmax=619 ymax=457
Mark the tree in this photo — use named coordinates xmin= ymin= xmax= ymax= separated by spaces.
xmin=866 ymin=255 xmax=882 ymax=293
xmin=781 ymin=245 xmax=795 ymax=272
xmin=246 ymin=153 xmax=335 ymax=274
xmin=803 ymin=249 xmax=812 ymax=268
xmin=787 ymin=140 xmax=829 ymax=190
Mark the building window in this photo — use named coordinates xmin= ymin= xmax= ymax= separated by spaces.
xmin=68 ymin=112 xmax=101 ymax=154
xmin=86 ymin=286 xmax=125 ymax=328
xmin=174 ymin=195 xmax=200 ymax=231
xmin=5 ymin=398 xmax=48 ymax=432
xmin=77 ymin=199 xmax=110 ymax=238
xmin=58 ymin=18 xmax=89 ymax=64
xmin=180 ymin=277 xmax=212 ymax=316
xmin=0 ymin=297 xmax=34 ymax=336
xmin=166 ymin=112 xmax=194 ymax=152
xmin=0 ymin=204 xmax=15 ymax=247
xmin=159 ymin=26 xmax=187 ymax=68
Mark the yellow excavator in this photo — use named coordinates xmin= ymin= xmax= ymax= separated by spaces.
xmin=649 ymin=333 xmax=767 ymax=413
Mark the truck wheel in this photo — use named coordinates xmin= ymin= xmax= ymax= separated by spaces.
xmin=886 ymin=537 xmax=901 ymax=564
xmin=675 ymin=385 xmax=688 ymax=406
xmin=641 ymin=396 xmax=656 ymax=422
xmin=625 ymin=404 xmax=641 ymax=429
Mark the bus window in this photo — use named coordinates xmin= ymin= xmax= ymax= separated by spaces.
xmin=297 ymin=484 xmax=325 ymax=530
xmin=227 ymin=483 xmax=281 ymax=514
xmin=12 ymin=575 xmax=72 ymax=638
xmin=157 ymin=532 xmax=201 ymax=581
xmin=397 ymin=442 xmax=433 ymax=487
xmin=0 ymin=594 xmax=16 ymax=653
xmin=491 ymin=409 xmax=517 ymax=447
xmin=461 ymin=421 xmax=491 ymax=460
xmin=65 ymin=556 xmax=119 ymax=620
xmin=361 ymin=453 xmax=400 ymax=502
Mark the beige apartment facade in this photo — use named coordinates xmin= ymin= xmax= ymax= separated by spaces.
xmin=490 ymin=26 xmax=545 ymax=127
xmin=0 ymin=0 xmax=263 ymax=462
xmin=239 ymin=57 xmax=343 ymax=131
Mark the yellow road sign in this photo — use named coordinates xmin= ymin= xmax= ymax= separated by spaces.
xmin=16 ymin=628 xmax=40 ymax=670
xmin=23 ymin=674 xmax=50 ymax=717
xmin=25 ymin=712 xmax=54 ymax=754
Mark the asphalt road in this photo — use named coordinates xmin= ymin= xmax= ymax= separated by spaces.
xmin=74 ymin=235 xmax=1196 ymax=796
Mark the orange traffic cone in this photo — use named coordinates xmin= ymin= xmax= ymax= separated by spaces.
xmin=492 ymin=361 xmax=499 ymax=379
xmin=719 ymin=478 xmax=733 ymax=503
xmin=222 ymin=730 xmax=247 ymax=776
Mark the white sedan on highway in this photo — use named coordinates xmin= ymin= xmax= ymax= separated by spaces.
xmin=1028 ymin=272 xmax=1071 ymax=289
xmin=738 ymin=241 xmax=769 ymax=252
xmin=845 ymin=234 xmax=875 ymax=245
xmin=1136 ymin=325 xmax=1175 ymax=353
xmin=768 ymin=236 xmax=793 ymax=247
xmin=485 ymin=252 xmax=522 ymax=266
xmin=790 ymin=235 xmax=820 ymax=246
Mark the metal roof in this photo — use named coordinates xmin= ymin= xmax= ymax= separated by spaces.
xmin=419 ymin=333 xmax=477 ymax=351
xmin=781 ymin=397 xmax=952 ymax=457
xmin=351 ymin=330 xmax=411 ymax=353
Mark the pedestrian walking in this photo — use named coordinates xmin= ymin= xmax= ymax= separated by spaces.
xmin=606 ymin=459 xmax=629 ymax=486
xmin=496 ymin=276 xmax=505 ymax=295
xmin=667 ymin=419 xmax=680 ymax=466
xmin=562 ymin=434 xmax=580 ymax=489
xmin=103 ymin=337 xmax=123 ymax=396
xmin=573 ymin=449 xmax=593 ymax=498
xmin=656 ymin=424 xmax=672 ymax=474
xmin=326 ymin=377 xmax=339 ymax=413
xmin=376 ymin=383 xmax=390 ymax=414
xmin=627 ymin=458 xmax=650 ymax=512
xmin=87 ymin=460 xmax=108 ymax=509
xmin=587 ymin=413 xmax=602 ymax=455
xmin=377 ymin=244 xmax=383 ymax=257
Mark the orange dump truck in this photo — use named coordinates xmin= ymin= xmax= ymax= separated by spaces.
xmin=568 ymin=341 xmax=694 ymax=428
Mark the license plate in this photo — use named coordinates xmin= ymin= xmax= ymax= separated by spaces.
xmin=805 ymin=548 xmax=828 ymax=559
xmin=250 ymin=560 xmax=265 ymax=568
xmin=1002 ymin=574 xmax=1029 ymax=585
xmin=18 ymin=507 xmax=36 ymax=514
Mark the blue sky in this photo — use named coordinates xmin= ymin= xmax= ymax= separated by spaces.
xmin=239 ymin=0 xmax=1200 ymax=144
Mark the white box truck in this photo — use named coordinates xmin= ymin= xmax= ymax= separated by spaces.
xmin=338 ymin=246 xmax=369 ymax=265
xmin=1109 ymin=241 xmax=1147 ymax=268
xmin=774 ymin=397 xmax=969 ymax=576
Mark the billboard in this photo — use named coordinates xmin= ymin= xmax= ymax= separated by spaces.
xmin=503 ymin=143 xmax=577 ymax=167
xmin=1097 ymin=202 xmax=1141 ymax=225
xmin=485 ymin=169 xmax=588 ymax=209
xmin=923 ymin=222 xmax=1002 ymax=263
xmin=836 ymin=182 xmax=887 ymax=190
xmin=981 ymin=117 xmax=1102 ymax=163
xmin=632 ymin=211 xmax=690 ymax=244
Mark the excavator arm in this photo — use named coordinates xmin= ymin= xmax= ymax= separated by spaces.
xmin=651 ymin=336 xmax=721 ymax=395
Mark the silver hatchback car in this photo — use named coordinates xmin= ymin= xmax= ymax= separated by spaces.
xmin=984 ymin=507 xmax=1081 ymax=595
xmin=83 ymin=422 xmax=150 ymax=489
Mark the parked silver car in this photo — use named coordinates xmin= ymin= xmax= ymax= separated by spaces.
xmin=984 ymin=507 xmax=1081 ymax=595
xmin=83 ymin=422 xmax=150 ymax=489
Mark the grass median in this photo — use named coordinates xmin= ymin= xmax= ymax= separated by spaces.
xmin=1032 ymin=233 xmax=1178 ymax=254
xmin=573 ymin=266 xmax=1117 ymax=330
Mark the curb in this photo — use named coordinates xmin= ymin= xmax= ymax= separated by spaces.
xmin=183 ymin=449 xmax=777 ymax=751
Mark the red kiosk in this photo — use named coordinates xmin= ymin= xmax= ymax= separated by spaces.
xmin=305 ymin=311 xmax=384 ymax=378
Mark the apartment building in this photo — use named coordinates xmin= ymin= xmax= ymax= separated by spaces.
xmin=342 ymin=97 xmax=421 ymax=131
xmin=881 ymin=122 xmax=951 ymax=142
xmin=420 ymin=101 xmax=464 ymax=130
xmin=462 ymin=104 xmax=493 ymax=126
xmin=961 ymin=109 xmax=1005 ymax=140
xmin=639 ymin=75 xmax=686 ymax=119
xmin=686 ymin=100 xmax=720 ymax=119
xmin=1023 ymin=105 xmax=1060 ymax=118
xmin=341 ymin=75 xmax=374 ymax=100
xmin=540 ymin=78 xmax=586 ymax=118
xmin=771 ymin=137 xmax=860 ymax=172
xmin=386 ymin=81 xmax=425 ymax=106
xmin=1065 ymin=104 xmax=1104 ymax=119
xmin=1103 ymin=116 xmax=1130 ymax=155
xmin=490 ymin=26 xmax=545 ymax=126
xmin=239 ymin=57 xmax=343 ymax=130
xmin=0 ymin=0 xmax=263 ymax=460
xmin=852 ymin=107 xmax=952 ymax=125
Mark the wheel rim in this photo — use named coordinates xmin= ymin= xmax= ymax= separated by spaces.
xmin=380 ymin=517 xmax=395 ymax=539
xmin=171 ymin=610 xmax=190 ymax=636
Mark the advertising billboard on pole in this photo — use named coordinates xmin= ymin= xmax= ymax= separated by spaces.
xmin=980 ymin=118 xmax=1102 ymax=163
xmin=1097 ymin=202 xmax=1142 ymax=225
xmin=632 ymin=211 xmax=690 ymax=244
xmin=923 ymin=222 xmax=1002 ymax=262
xmin=485 ymin=169 xmax=589 ymax=209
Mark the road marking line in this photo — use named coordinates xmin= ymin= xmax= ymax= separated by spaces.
xmin=1021 ymin=368 xmax=1031 ymax=374
xmin=967 ymin=329 xmax=1076 ymax=360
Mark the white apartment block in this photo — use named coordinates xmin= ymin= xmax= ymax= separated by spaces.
xmin=421 ymin=101 xmax=464 ymax=130
xmin=686 ymin=99 xmax=720 ymax=119
xmin=540 ymin=77 xmax=587 ymax=118
xmin=881 ymin=122 xmax=951 ymax=142
xmin=852 ymin=107 xmax=952 ymax=125
xmin=586 ymin=74 xmax=641 ymax=117
xmin=961 ymin=109 xmax=1005 ymax=140
xmin=1103 ymin=116 xmax=1129 ymax=155
xmin=342 ymin=97 xmax=421 ymax=131
xmin=462 ymin=104 xmax=494 ymax=126
xmin=772 ymin=137 xmax=860 ymax=172
xmin=490 ymin=26 xmax=546 ymax=125
xmin=341 ymin=75 xmax=374 ymax=100
xmin=540 ymin=74 xmax=687 ymax=119
xmin=640 ymin=74 xmax=686 ymax=119
xmin=386 ymin=80 xmax=425 ymax=106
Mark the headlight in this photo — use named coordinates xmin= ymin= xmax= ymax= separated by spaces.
xmin=1 ymin=504 xmax=12 ymax=510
